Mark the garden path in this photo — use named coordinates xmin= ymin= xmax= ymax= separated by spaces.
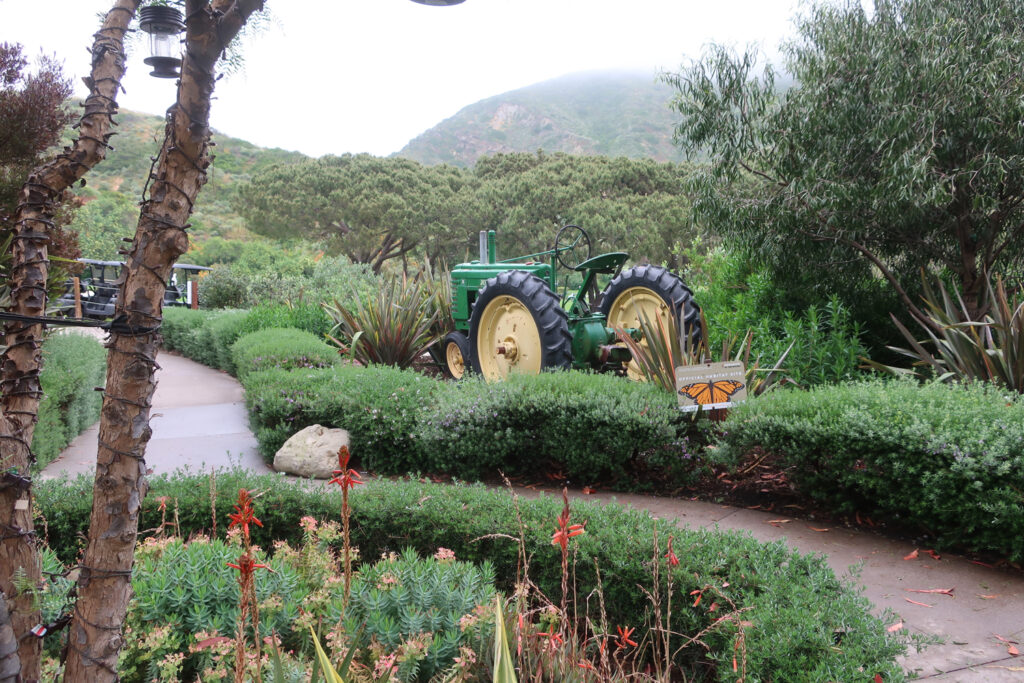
xmin=45 ymin=351 xmax=1023 ymax=681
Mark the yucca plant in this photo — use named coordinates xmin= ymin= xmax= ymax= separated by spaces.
xmin=613 ymin=309 xmax=793 ymax=395
xmin=867 ymin=274 xmax=1024 ymax=392
xmin=323 ymin=274 xmax=440 ymax=369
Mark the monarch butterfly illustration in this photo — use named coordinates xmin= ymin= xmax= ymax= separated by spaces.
xmin=678 ymin=379 xmax=744 ymax=405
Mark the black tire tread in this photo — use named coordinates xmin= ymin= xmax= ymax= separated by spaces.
xmin=468 ymin=270 xmax=573 ymax=375
xmin=595 ymin=264 xmax=702 ymax=341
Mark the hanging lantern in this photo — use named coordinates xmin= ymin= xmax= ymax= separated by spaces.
xmin=139 ymin=5 xmax=185 ymax=79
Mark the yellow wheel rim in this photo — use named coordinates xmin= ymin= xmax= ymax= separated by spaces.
xmin=477 ymin=295 xmax=543 ymax=381
xmin=606 ymin=286 xmax=672 ymax=381
xmin=446 ymin=340 xmax=466 ymax=380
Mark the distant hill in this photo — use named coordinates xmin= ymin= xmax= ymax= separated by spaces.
xmin=396 ymin=70 xmax=686 ymax=167
xmin=76 ymin=108 xmax=308 ymax=239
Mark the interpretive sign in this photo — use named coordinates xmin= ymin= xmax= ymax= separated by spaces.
xmin=676 ymin=361 xmax=748 ymax=412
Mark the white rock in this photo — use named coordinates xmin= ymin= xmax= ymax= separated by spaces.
xmin=273 ymin=424 xmax=350 ymax=479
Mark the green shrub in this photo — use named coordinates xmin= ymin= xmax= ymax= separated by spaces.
xmin=32 ymin=333 xmax=106 ymax=470
xmin=243 ymin=366 xmax=703 ymax=483
xmin=231 ymin=328 xmax=338 ymax=382
xmin=237 ymin=302 xmax=333 ymax=340
xmin=35 ymin=471 xmax=909 ymax=681
xmin=161 ymin=308 xmax=212 ymax=353
xmin=686 ymin=246 xmax=871 ymax=384
xmin=717 ymin=379 xmax=1024 ymax=560
xmin=206 ymin=309 xmax=250 ymax=373
xmin=418 ymin=372 xmax=685 ymax=481
xmin=243 ymin=365 xmax=436 ymax=469
xmin=342 ymin=548 xmax=496 ymax=681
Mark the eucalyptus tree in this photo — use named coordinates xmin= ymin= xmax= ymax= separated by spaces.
xmin=663 ymin=0 xmax=1024 ymax=323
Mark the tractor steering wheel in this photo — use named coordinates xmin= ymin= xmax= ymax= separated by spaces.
xmin=554 ymin=224 xmax=592 ymax=270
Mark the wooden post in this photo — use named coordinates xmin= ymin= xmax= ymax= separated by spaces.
xmin=73 ymin=277 xmax=82 ymax=318
xmin=190 ymin=279 xmax=198 ymax=309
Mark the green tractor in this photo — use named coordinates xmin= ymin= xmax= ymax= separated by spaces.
xmin=442 ymin=225 xmax=701 ymax=381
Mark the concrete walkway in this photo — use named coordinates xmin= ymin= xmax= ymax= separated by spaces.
xmin=43 ymin=352 xmax=1024 ymax=681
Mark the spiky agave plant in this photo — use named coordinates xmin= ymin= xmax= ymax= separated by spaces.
xmin=323 ymin=273 xmax=440 ymax=369
xmin=867 ymin=274 xmax=1024 ymax=391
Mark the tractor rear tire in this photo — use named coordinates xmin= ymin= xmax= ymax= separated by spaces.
xmin=469 ymin=270 xmax=572 ymax=381
xmin=443 ymin=331 xmax=472 ymax=380
xmin=596 ymin=264 xmax=701 ymax=378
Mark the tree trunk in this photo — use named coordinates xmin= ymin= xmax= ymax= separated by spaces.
xmin=0 ymin=4 xmax=137 ymax=680
xmin=62 ymin=2 xmax=264 ymax=680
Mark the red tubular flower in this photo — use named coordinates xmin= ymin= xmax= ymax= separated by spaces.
xmin=665 ymin=534 xmax=679 ymax=567
xmin=550 ymin=489 xmax=585 ymax=551
xmin=615 ymin=625 xmax=637 ymax=648
xmin=227 ymin=489 xmax=263 ymax=540
xmin=226 ymin=554 xmax=269 ymax=575
xmin=328 ymin=445 xmax=364 ymax=491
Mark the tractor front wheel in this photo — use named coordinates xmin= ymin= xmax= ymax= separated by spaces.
xmin=469 ymin=271 xmax=572 ymax=381
xmin=596 ymin=264 xmax=701 ymax=379
xmin=443 ymin=331 xmax=472 ymax=379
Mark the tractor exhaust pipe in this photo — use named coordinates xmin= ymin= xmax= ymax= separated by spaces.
xmin=479 ymin=231 xmax=488 ymax=263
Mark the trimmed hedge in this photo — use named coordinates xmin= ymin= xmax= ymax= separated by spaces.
xmin=717 ymin=379 xmax=1024 ymax=561
xmin=244 ymin=365 xmax=436 ymax=472
xmin=243 ymin=366 xmax=702 ymax=483
xmin=417 ymin=372 xmax=684 ymax=480
xmin=162 ymin=304 xmax=333 ymax=374
xmin=33 ymin=334 xmax=106 ymax=470
xmin=230 ymin=327 xmax=339 ymax=381
xmin=35 ymin=470 xmax=909 ymax=681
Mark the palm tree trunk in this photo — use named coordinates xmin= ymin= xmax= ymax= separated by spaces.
xmin=62 ymin=2 xmax=265 ymax=679
xmin=0 ymin=4 xmax=138 ymax=680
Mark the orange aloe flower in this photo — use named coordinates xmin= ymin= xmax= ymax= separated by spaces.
xmin=665 ymin=534 xmax=679 ymax=567
xmin=615 ymin=625 xmax=637 ymax=648
xmin=227 ymin=489 xmax=262 ymax=540
xmin=328 ymin=445 xmax=364 ymax=491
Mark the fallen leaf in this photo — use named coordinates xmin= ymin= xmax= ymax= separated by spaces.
xmin=970 ymin=560 xmax=995 ymax=569
xmin=874 ymin=674 xmax=884 ymax=683
xmin=904 ymin=598 xmax=934 ymax=608
xmin=903 ymin=549 xmax=919 ymax=561
xmin=1009 ymin=645 xmax=1020 ymax=656
xmin=856 ymin=512 xmax=864 ymax=525
xmin=746 ymin=504 xmax=762 ymax=510
xmin=924 ymin=549 xmax=941 ymax=560
xmin=994 ymin=634 xmax=1020 ymax=645
xmin=978 ymin=594 xmax=999 ymax=600
xmin=905 ymin=588 xmax=955 ymax=596
xmin=582 ymin=487 xmax=596 ymax=495
xmin=809 ymin=527 xmax=830 ymax=532
xmin=766 ymin=519 xmax=791 ymax=527
xmin=886 ymin=621 xmax=904 ymax=633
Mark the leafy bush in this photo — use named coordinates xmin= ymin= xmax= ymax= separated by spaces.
xmin=197 ymin=255 xmax=379 ymax=311
xmin=161 ymin=308 xmax=212 ymax=354
xmin=230 ymin=328 xmax=338 ymax=382
xmin=33 ymin=333 xmax=107 ymax=470
xmin=243 ymin=365 xmax=436 ymax=469
xmin=417 ymin=372 xmax=685 ymax=481
xmin=35 ymin=471 xmax=909 ymax=681
xmin=717 ymin=379 xmax=1024 ymax=560
xmin=236 ymin=302 xmax=333 ymax=339
xmin=686 ymin=246 xmax=870 ymax=384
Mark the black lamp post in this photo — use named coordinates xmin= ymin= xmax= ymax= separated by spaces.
xmin=139 ymin=5 xmax=186 ymax=78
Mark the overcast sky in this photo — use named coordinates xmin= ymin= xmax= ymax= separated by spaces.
xmin=2 ymin=0 xmax=803 ymax=158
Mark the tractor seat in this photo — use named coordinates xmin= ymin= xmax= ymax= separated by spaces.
xmin=573 ymin=252 xmax=629 ymax=274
